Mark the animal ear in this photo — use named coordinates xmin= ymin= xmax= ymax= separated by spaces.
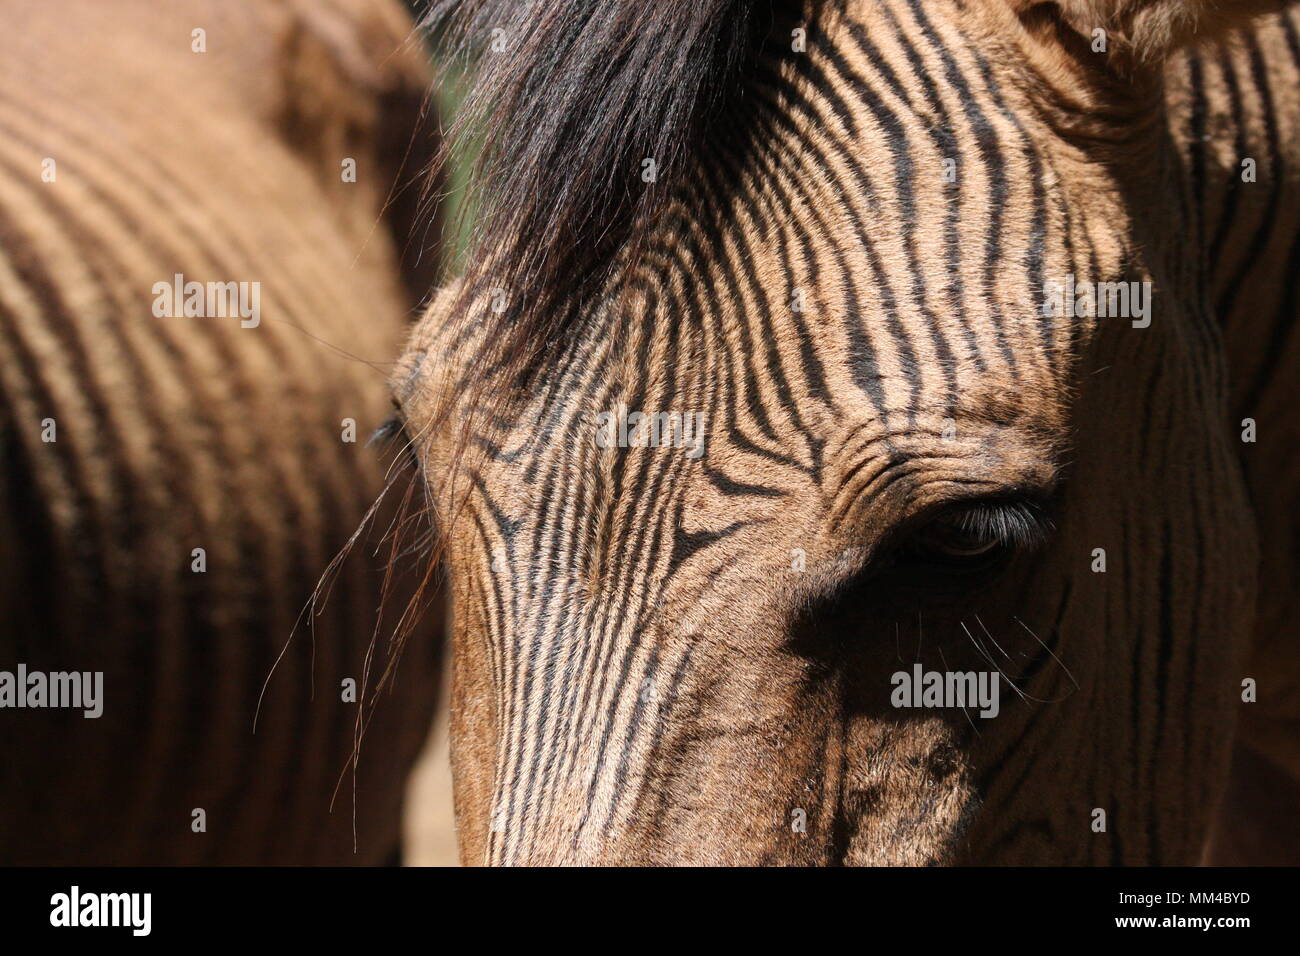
xmin=276 ymin=0 xmax=441 ymax=302
xmin=1012 ymin=0 xmax=1290 ymax=65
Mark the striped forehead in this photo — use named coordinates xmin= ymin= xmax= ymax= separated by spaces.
xmin=537 ymin=8 xmax=1116 ymax=451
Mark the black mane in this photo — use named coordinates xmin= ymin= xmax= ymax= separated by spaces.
xmin=422 ymin=0 xmax=802 ymax=367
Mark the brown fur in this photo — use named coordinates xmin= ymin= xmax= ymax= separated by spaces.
xmin=0 ymin=0 xmax=442 ymax=864
xmin=399 ymin=0 xmax=1298 ymax=865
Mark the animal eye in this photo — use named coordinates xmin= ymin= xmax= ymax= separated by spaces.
xmin=370 ymin=412 xmax=406 ymax=447
xmin=370 ymin=407 xmax=423 ymax=473
xmin=900 ymin=499 xmax=1050 ymax=573
xmin=911 ymin=518 xmax=1002 ymax=559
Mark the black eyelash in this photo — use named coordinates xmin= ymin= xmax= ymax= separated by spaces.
xmin=370 ymin=413 xmax=426 ymax=478
xmin=368 ymin=414 xmax=406 ymax=448
xmin=947 ymin=498 xmax=1053 ymax=550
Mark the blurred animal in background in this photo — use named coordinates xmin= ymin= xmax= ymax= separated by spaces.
xmin=0 ymin=0 xmax=443 ymax=864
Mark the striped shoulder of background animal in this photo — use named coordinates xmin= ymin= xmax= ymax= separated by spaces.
xmin=0 ymin=0 xmax=444 ymax=865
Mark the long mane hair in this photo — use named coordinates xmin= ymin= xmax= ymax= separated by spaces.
xmin=422 ymin=0 xmax=805 ymax=379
